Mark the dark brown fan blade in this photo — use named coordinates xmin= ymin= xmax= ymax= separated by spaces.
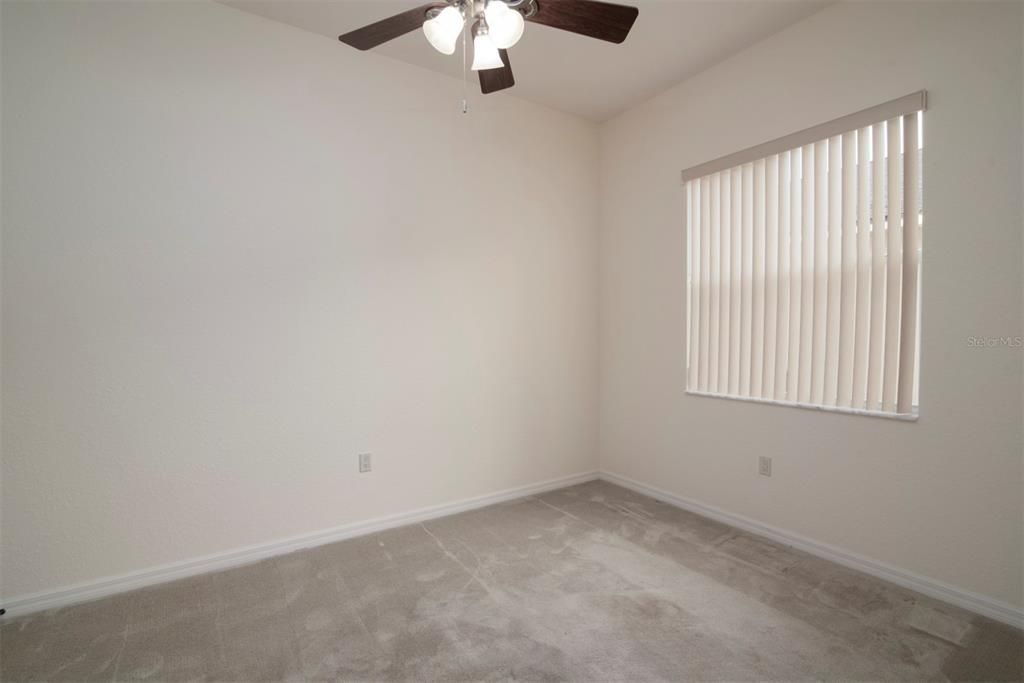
xmin=339 ymin=3 xmax=445 ymax=50
xmin=479 ymin=49 xmax=515 ymax=94
xmin=526 ymin=0 xmax=638 ymax=44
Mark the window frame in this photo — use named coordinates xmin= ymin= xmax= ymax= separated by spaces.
xmin=682 ymin=93 xmax=926 ymax=421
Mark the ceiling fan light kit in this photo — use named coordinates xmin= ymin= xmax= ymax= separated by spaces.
xmin=422 ymin=5 xmax=466 ymax=56
xmin=470 ymin=21 xmax=505 ymax=71
xmin=483 ymin=1 xmax=526 ymax=49
xmin=339 ymin=0 xmax=639 ymax=95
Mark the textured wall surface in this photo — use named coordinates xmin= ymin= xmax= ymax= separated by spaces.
xmin=1 ymin=0 xmax=599 ymax=600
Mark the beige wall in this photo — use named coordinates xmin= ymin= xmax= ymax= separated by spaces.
xmin=0 ymin=0 xmax=599 ymax=600
xmin=599 ymin=1 xmax=1023 ymax=610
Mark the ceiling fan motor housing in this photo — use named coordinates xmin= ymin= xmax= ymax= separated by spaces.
xmin=425 ymin=1 xmax=535 ymax=31
xmin=339 ymin=0 xmax=637 ymax=93
xmin=430 ymin=0 xmax=536 ymax=20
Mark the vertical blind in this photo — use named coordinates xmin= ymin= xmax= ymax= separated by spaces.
xmin=684 ymin=93 xmax=925 ymax=416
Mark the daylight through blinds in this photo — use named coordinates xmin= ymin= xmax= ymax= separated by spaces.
xmin=685 ymin=97 xmax=924 ymax=416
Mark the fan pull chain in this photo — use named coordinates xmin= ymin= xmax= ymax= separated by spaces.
xmin=461 ymin=5 xmax=469 ymax=115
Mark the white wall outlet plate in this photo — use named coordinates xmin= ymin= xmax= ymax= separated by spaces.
xmin=758 ymin=456 xmax=772 ymax=477
xmin=358 ymin=453 xmax=372 ymax=473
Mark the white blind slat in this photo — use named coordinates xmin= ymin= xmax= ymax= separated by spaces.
xmin=775 ymin=151 xmax=791 ymax=401
xmin=882 ymin=117 xmax=903 ymax=412
xmin=798 ymin=144 xmax=815 ymax=404
xmin=811 ymin=139 xmax=829 ymax=406
xmin=740 ymin=164 xmax=754 ymax=396
xmin=897 ymin=113 xmax=920 ymax=414
xmin=764 ymin=155 xmax=780 ymax=398
xmin=719 ymin=171 xmax=732 ymax=394
xmin=699 ymin=176 xmax=712 ymax=391
xmin=837 ymin=130 xmax=858 ymax=408
xmin=729 ymin=167 xmax=742 ymax=396
xmin=709 ymin=173 xmax=722 ymax=394
xmin=866 ymin=122 xmax=887 ymax=409
xmin=824 ymin=136 xmax=842 ymax=407
xmin=751 ymin=159 xmax=767 ymax=398
xmin=687 ymin=181 xmax=699 ymax=390
xmin=852 ymin=127 xmax=872 ymax=408
xmin=787 ymin=150 xmax=802 ymax=402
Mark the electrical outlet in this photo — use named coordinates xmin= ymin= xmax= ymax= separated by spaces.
xmin=358 ymin=453 xmax=372 ymax=473
xmin=758 ymin=456 xmax=772 ymax=477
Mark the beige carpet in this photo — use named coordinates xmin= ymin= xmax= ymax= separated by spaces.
xmin=2 ymin=480 xmax=1021 ymax=681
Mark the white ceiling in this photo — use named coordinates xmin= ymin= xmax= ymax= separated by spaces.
xmin=220 ymin=0 xmax=829 ymax=121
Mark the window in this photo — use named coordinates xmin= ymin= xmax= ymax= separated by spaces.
xmin=684 ymin=92 xmax=925 ymax=418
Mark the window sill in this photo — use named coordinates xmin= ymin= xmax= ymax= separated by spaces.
xmin=685 ymin=389 xmax=919 ymax=422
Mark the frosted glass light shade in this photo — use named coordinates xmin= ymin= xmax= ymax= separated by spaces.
xmin=471 ymin=33 xmax=504 ymax=70
xmin=484 ymin=1 xmax=524 ymax=49
xmin=422 ymin=6 xmax=464 ymax=55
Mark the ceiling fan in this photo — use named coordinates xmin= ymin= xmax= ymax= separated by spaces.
xmin=338 ymin=0 xmax=639 ymax=95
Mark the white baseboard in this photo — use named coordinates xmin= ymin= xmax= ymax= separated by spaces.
xmin=6 ymin=468 xmax=1021 ymax=630
xmin=0 ymin=470 xmax=598 ymax=619
xmin=599 ymin=470 xmax=1024 ymax=629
